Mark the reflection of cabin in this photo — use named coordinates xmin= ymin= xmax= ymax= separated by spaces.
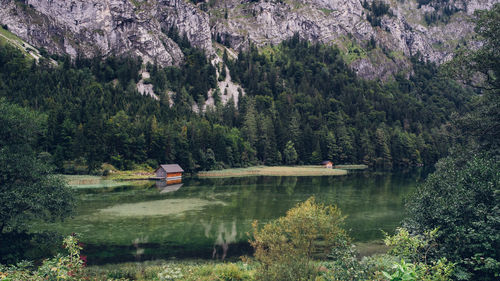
xmin=321 ymin=161 xmax=333 ymax=169
xmin=156 ymin=182 xmax=183 ymax=193
xmin=154 ymin=164 xmax=184 ymax=182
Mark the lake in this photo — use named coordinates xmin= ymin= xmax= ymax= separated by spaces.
xmin=35 ymin=170 xmax=426 ymax=265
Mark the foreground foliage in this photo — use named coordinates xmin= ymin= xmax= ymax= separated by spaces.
xmin=406 ymin=154 xmax=499 ymax=280
xmin=405 ymin=5 xmax=500 ymax=280
xmin=0 ymin=204 xmax=459 ymax=281
xmin=251 ymin=197 xmax=349 ymax=280
xmin=0 ymin=99 xmax=74 ymax=264
xmin=0 ymin=235 xmax=84 ymax=281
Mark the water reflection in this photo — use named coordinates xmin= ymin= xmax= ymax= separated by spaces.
xmin=35 ymin=169 xmax=429 ymax=264
xmin=200 ymin=217 xmax=239 ymax=259
xmin=132 ymin=236 xmax=148 ymax=261
xmin=156 ymin=180 xmax=183 ymax=193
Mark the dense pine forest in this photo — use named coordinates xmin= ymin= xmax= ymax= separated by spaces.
xmin=0 ymin=34 xmax=472 ymax=173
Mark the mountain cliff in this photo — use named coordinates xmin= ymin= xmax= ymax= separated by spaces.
xmin=0 ymin=0 xmax=498 ymax=78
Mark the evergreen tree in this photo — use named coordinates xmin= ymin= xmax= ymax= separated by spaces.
xmin=242 ymin=98 xmax=258 ymax=147
xmin=283 ymin=141 xmax=298 ymax=165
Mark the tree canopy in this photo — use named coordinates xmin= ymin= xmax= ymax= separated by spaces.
xmin=406 ymin=5 xmax=500 ymax=280
xmin=0 ymin=99 xmax=74 ymax=234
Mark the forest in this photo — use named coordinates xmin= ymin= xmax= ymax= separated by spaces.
xmin=0 ymin=31 xmax=472 ymax=174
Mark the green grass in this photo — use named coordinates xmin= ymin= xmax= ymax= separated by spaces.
xmin=197 ymin=165 xmax=348 ymax=178
xmin=105 ymin=167 xmax=155 ymax=181
xmin=319 ymin=8 xmax=334 ymax=16
xmin=0 ymin=26 xmax=28 ymax=56
xmin=334 ymin=164 xmax=369 ymax=170
xmin=61 ymin=174 xmax=151 ymax=189
xmin=0 ymin=26 xmax=23 ymax=43
xmin=0 ymin=25 xmax=40 ymax=60
xmin=84 ymin=260 xmax=255 ymax=281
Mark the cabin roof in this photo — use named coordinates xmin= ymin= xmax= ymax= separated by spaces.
xmin=158 ymin=164 xmax=184 ymax=173
xmin=321 ymin=160 xmax=333 ymax=165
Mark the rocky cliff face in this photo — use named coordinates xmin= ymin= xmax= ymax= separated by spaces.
xmin=0 ymin=0 xmax=213 ymax=65
xmin=210 ymin=0 xmax=498 ymax=79
xmin=0 ymin=0 xmax=498 ymax=78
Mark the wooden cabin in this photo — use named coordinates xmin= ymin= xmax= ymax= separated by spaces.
xmin=320 ymin=160 xmax=333 ymax=169
xmin=154 ymin=164 xmax=184 ymax=183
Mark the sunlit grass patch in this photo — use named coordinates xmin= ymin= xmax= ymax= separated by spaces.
xmin=62 ymin=174 xmax=136 ymax=189
xmin=98 ymin=198 xmax=225 ymax=217
xmin=334 ymin=164 xmax=368 ymax=170
xmin=105 ymin=169 xmax=154 ymax=181
xmin=198 ymin=165 xmax=348 ymax=178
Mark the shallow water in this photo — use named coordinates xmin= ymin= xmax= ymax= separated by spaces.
xmin=35 ymin=170 xmax=426 ymax=265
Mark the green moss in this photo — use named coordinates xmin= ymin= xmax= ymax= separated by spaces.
xmin=341 ymin=41 xmax=368 ymax=64
xmin=129 ymin=0 xmax=141 ymax=8
xmin=93 ymin=29 xmax=105 ymax=36
xmin=388 ymin=50 xmax=405 ymax=61
xmin=319 ymin=8 xmax=334 ymax=16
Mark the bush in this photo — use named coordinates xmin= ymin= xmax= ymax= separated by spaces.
xmin=0 ymin=234 xmax=85 ymax=281
xmin=382 ymin=228 xmax=455 ymax=281
xmin=157 ymin=264 xmax=184 ymax=280
xmin=185 ymin=263 xmax=254 ymax=281
xmin=319 ymin=239 xmax=370 ymax=281
xmin=405 ymin=154 xmax=499 ymax=280
xmin=250 ymin=197 xmax=350 ymax=281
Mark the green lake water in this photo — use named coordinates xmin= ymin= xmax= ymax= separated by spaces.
xmin=34 ymin=170 xmax=426 ymax=265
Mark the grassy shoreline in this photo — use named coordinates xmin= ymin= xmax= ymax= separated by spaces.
xmin=334 ymin=164 xmax=369 ymax=170
xmin=62 ymin=165 xmax=368 ymax=183
xmin=197 ymin=165 xmax=349 ymax=178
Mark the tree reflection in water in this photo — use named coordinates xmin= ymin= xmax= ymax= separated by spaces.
xmin=201 ymin=218 xmax=237 ymax=260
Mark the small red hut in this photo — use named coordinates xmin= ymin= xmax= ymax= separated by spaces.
xmin=320 ymin=160 xmax=333 ymax=169
xmin=155 ymin=164 xmax=184 ymax=183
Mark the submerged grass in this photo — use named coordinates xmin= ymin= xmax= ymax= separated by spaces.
xmin=198 ymin=165 xmax=348 ymax=178
xmin=98 ymin=198 xmax=225 ymax=217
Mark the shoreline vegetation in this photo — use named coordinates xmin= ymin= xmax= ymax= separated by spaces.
xmin=196 ymin=165 xmax=356 ymax=178
xmin=64 ymin=165 xmax=368 ymax=183
xmin=333 ymin=164 xmax=369 ymax=170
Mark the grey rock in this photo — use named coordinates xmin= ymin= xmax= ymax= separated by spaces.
xmin=0 ymin=0 xmax=498 ymax=78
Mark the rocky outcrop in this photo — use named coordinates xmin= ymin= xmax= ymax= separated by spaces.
xmin=0 ymin=0 xmax=214 ymax=66
xmin=158 ymin=0 xmax=213 ymax=53
xmin=0 ymin=0 xmax=498 ymax=78
xmin=210 ymin=0 xmax=498 ymax=78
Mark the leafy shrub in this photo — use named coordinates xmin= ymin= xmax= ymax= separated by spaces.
xmin=384 ymin=227 xmax=437 ymax=263
xmin=250 ymin=197 xmax=349 ymax=281
xmin=382 ymin=228 xmax=455 ymax=281
xmin=382 ymin=258 xmax=454 ymax=281
xmin=406 ymin=154 xmax=499 ymax=280
xmin=185 ymin=263 xmax=253 ymax=281
xmin=157 ymin=265 xmax=184 ymax=280
xmin=0 ymin=234 xmax=85 ymax=281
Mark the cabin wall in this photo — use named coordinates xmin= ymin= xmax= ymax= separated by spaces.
xmin=156 ymin=169 xmax=167 ymax=178
xmin=166 ymin=172 xmax=182 ymax=178
xmin=165 ymin=179 xmax=182 ymax=184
